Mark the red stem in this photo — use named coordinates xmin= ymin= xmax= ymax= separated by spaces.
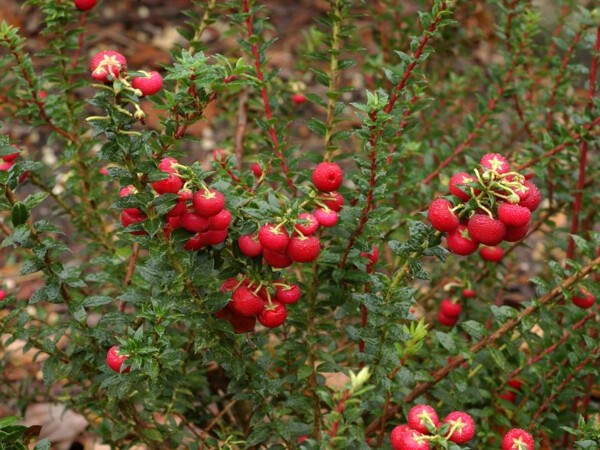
xmin=339 ymin=2 xmax=448 ymax=270
xmin=242 ymin=0 xmax=297 ymax=195
xmin=566 ymin=24 xmax=599 ymax=259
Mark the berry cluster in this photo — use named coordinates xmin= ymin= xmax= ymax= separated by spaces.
xmin=90 ymin=50 xmax=163 ymax=97
xmin=428 ymin=153 xmax=542 ymax=256
xmin=237 ymin=162 xmax=344 ymax=268
xmin=390 ymin=405 xmax=476 ymax=449
xmin=216 ymin=277 xmax=301 ymax=332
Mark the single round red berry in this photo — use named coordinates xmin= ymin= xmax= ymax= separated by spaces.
xmin=181 ymin=211 xmax=210 ymax=232
xmin=443 ymin=411 xmax=475 ymax=444
xmin=193 ymin=189 xmax=226 ymax=217
xmin=229 ymin=286 xmax=264 ymax=317
xmin=258 ymin=301 xmax=288 ymax=328
xmin=518 ymin=181 xmax=542 ymax=211
xmin=440 ymin=298 xmax=462 ymax=318
xmin=90 ymin=50 xmax=126 ymax=82
xmin=220 ymin=278 xmax=240 ymax=292
xmin=498 ymin=203 xmax=531 ymax=228
xmin=74 ymin=0 xmax=97 ymax=11
xmin=572 ymin=288 xmax=595 ymax=309
xmin=216 ymin=308 xmax=256 ymax=333
xmin=467 ymin=214 xmax=506 ymax=246
xmin=263 ymin=248 xmax=293 ymax=268
xmin=295 ymin=213 xmax=319 ymax=235
xmin=438 ymin=310 xmax=458 ymax=327
xmin=184 ymin=233 xmax=206 ymax=251
xmin=158 ymin=157 xmax=178 ymax=173
xmin=361 ymin=245 xmax=380 ymax=269
xmin=449 ymin=172 xmax=475 ymax=202
xmin=462 ymin=289 xmax=476 ymax=298
xmin=396 ymin=428 xmax=431 ymax=450
xmin=312 ymin=162 xmax=343 ymax=192
xmin=314 ymin=208 xmax=339 ymax=227
xmin=250 ymin=163 xmax=263 ymax=177
xmin=106 ymin=346 xmax=130 ymax=373
xmin=480 ymin=153 xmax=510 ymax=174
xmin=0 ymin=289 xmax=6 ymax=301
xmin=428 ymin=198 xmax=460 ymax=232
xmin=291 ymin=93 xmax=307 ymax=105
xmin=120 ymin=209 xmax=145 ymax=228
xmin=209 ymin=209 xmax=232 ymax=230
xmin=239 ymin=234 xmax=263 ymax=257
xmin=446 ymin=224 xmax=479 ymax=256
xmin=407 ymin=404 xmax=439 ymax=435
xmin=321 ymin=191 xmax=345 ymax=212
xmin=499 ymin=390 xmax=516 ymax=403
xmin=258 ymin=223 xmax=290 ymax=252
xmin=479 ymin=246 xmax=504 ymax=262
xmin=152 ymin=173 xmax=183 ymax=194
xmin=501 ymin=428 xmax=535 ymax=450
xmin=203 ymin=229 xmax=228 ymax=246
xmin=132 ymin=71 xmax=163 ymax=96
xmin=165 ymin=192 xmax=189 ymax=218
xmin=390 ymin=424 xmax=411 ymax=450
xmin=287 ymin=236 xmax=321 ymax=263
xmin=508 ymin=379 xmax=523 ymax=390
xmin=275 ymin=283 xmax=301 ymax=304
xmin=2 ymin=151 xmax=20 ymax=163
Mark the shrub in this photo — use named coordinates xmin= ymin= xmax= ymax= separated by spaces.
xmin=0 ymin=0 xmax=599 ymax=448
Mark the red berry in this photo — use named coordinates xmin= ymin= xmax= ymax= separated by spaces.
xmin=502 ymin=428 xmax=535 ymax=450
xmin=220 ymin=278 xmax=240 ymax=292
xmin=440 ymin=299 xmax=462 ymax=318
xmin=74 ymin=0 xmax=97 ymax=11
xmin=480 ymin=153 xmax=510 ymax=174
xmin=193 ymin=189 xmax=226 ymax=217
xmin=449 ymin=172 xmax=475 ymax=202
xmin=291 ymin=93 xmax=307 ymax=104
xmin=250 ymin=163 xmax=263 ymax=177
xmin=518 ymin=181 xmax=542 ymax=211
xmin=428 ymin=198 xmax=460 ymax=232
xmin=438 ymin=310 xmax=458 ymax=327
xmin=498 ymin=203 xmax=531 ymax=228
xmin=158 ymin=157 xmax=178 ymax=173
xmin=2 ymin=151 xmax=20 ymax=163
xmin=119 ymin=185 xmax=137 ymax=197
xmin=184 ymin=233 xmax=206 ymax=251
xmin=407 ymin=404 xmax=439 ymax=435
xmin=239 ymin=234 xmax=263 ymax=257
xmin=443 ymin=411 xmax=475 ymax=444
xmin=203 ymin=229 xmax=228 ymax=246
xmin=209 ymin=209 xmax=232 ymax=230
xmin=258 ymin=223 xmax=289 ymax=252
xmin=361 ymin=245 xmax=380 ymax=269
xmin=446 ymin=225 xmax=479 ymax=256
xmin=0 ymin=290 xmax=6 ymax=301
xmin=132 ymin=71 xmax=163 ymax=96
xmin=99 ymin=166 xmax=109 ymax=176
xmin=152 ymin=173 xmax=183 ymax=194
xmin=165 ymin=192 xmax=190 ymax=218
xmin=229 ymin=286 xmax=264 ymax=317
xmin=287 ymin=236 xmax=321 ymax=263
xmin=467 ymin=214 xmax=506 ymax=246
xmin=390 ymin=424 xmax=411 ymax=450
xmin=503 ymin=223 xmax=530 ymax=242
xmin=275 ymin=283 xmax=301 ymax=304
xmin=216 ymin=308 xmax=256 ymax=333
xmin=295 ymin=213 xmax=319 ymax=235
xmin=572 ymin=288 xmax=595 ymax=309
xmin=514 ymin=182 xmax=531 ymax=202
xmin=106 ymin=346 xmax=130 ymax=373
xmin=499 ymin=391 xmax=516 ymax=403
xmin=120 ymin=209 xmax=145 ymax=228
xmin=90 ymin=50 xmax=126 ymax=82
xmin=263 ymin=248 xmax=293 ymax=268
xmin=508 ymin=379 xmax=523 ymax=390
xmin=163 ymin=215 xmax=181 ymax=238
xmin=258 ymin=301 xmax=287 ymax=328
xmin=321 ymin=191 xmax=345 ymax=212
xmin=314 ymin=208 xmax=339 ymax=227
xmin=181 ymin=211 xmax=210 ymax=232
xmin=312 ymin=162 xmax=343 ymax=192
xmin=479 ymin=246 xmax=504 ymax=262
xmin=0 ymin=161 xmax=14 ymax=171
xmin=395 ymin=429 xmax=431 ymax=450
xmin=462 ymin=289 xmax=476 ymax=298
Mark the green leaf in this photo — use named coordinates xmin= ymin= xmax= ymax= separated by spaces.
xmin=11 ymin=202 xmax=29 ymax=226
